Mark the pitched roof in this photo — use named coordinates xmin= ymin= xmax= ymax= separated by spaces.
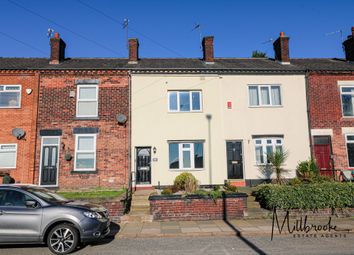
xmin=0 ymin=57 xmax=304 ymax=73
xmin=292 ymin=58 xmax=354 ymax=71
xmin=0 ymin=57 xmax=353 ymax=72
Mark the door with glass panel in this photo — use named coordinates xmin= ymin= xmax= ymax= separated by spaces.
xmin=226 ymin=141 xmax=244 ymax=179
xmin=136 ymin=147 xmax=151 ymax=184
xmin=40 ymin=137 xmax=59 ymax=186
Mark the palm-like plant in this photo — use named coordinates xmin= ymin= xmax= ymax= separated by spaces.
xmin=267 ymin=150 xmax=289 ymax=185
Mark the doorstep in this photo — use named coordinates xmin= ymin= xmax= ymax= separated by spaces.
xmin=229 ymin=180 xmax=246 ymax=187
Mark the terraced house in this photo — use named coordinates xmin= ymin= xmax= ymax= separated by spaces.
xmin=130 ymin=33 xmax=311 ymax=187
xmin=293 ymin=27 xmax=354 ymax=178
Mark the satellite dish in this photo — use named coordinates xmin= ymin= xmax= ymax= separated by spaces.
xmin=116 ymin=114 xmax=127 ymax=125
xmin=12 ymin=128 xmax=26 ymax=140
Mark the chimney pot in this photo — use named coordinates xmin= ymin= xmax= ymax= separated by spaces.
xmin=128 ymin=38 xmax=139 ymax=63
xmin=49 ymin=32 xmax=66 ymax=64
xmin=202 ymin=36 xmax=214 ymax=63
xmin=352 ymin=27 xmax=354 ymax=37
xmin=273 ymin=32 xmax=290 ymax=64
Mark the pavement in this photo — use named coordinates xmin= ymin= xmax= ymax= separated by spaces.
xmin=117 ymin=217 xmax=354 ymax=238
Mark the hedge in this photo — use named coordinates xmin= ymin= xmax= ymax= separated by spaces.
xmin=254 ymin=182 xmax=354 ymax=210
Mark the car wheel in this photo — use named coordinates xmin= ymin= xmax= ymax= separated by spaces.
xmin=47 ymin=224 xmax=79 ymax=255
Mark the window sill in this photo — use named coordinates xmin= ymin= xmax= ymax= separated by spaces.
xmin=74 ymin=117 xmax=100 ymax=121
xmin=169 ymin=168 xmax=204 ymax=172
xmin=248 ymin=105 xmax=283 ymax=108
xmin=0 ymin=107 xmax=21 ymax=109
xmin=167 ymin=111 xmax=203 ymax=114
xmin=70 ymin=170 xmax=98 ymax=174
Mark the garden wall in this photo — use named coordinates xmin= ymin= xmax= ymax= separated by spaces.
xmin=149 ymin=193 xmax=247 ymax=221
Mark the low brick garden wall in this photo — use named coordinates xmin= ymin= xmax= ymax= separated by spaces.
xmin=80 ymin=194 xmax=129 ymax=222
xmin=149 ymin=193 xmax=248 ymax=221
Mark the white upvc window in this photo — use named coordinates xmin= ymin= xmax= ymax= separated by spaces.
xmin=345 ymin=134 xmax=354 ymax=167
xmin=0 ymin=144 xmax=17 ymax=169
xmin=0 ymin=85 xmax=21 ymax=108
xmin=248 ymin=85 xmax=281 ymax=107
xmin=168 ymin=91 xmax=202 ymax=112
xmin=254 ymin=137 xmax=283 ymax=165
xmin=74 ymin=134 xmax=97 ymax=171
xmin=340 ymin=86 xmax=354 ymax=117
xmin=169 ymin=141 xmax=204 ymax=170
xmin=76 ymin=85 xmax=98 ymax=117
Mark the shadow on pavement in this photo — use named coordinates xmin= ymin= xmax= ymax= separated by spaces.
xmin=222 ymin=192 xmax=268 ymax=255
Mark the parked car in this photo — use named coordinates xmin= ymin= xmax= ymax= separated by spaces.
xmin=0 ymin=184 xmax=110 ymax=254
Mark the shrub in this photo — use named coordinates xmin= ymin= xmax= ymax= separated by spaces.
xmin=161 ymin=187 xmax=173 ymax=195
xmin=266 ymin=150 xmax=289 ymax=185
xmin=296 ymin=159 xmax=319 ymax=180
xmin=255 ymin=182 xmax=354 ymax=210
xmin=224 ymin=181 xmax=238 ymax=192
xmin=173 ymin=172 xmax=198 ymax=192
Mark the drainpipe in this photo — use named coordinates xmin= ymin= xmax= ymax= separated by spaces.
xmin=305 ymin=70 xmax=313 ymax=160
xmin=206 ymin=114 xmax=212 ymax=185
xmin=128 ymin=71 xmax=133 ymax=194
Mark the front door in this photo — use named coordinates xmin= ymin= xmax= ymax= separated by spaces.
xmin=40 ymin=145 xmax=58 ymax=186
xmin=136 ymin=147 xmax=151 ymax=185
xmin=226 ymin=141 xmax=244 ymax=179
xmin=313 ymin=136 xmax=332 ymax=176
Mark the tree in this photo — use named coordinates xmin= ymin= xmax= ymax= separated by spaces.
xmin=267 ymin=150 xmax=289 ymax=185
xmin=252 ymin=50 xmax=267 ymax=58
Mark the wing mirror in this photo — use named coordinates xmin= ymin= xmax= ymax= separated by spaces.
xmin=26 ymin=200 xmax=39 ymax=208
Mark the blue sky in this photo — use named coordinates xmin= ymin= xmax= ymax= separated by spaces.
xmin=0 ymin=0 xmax=353 ymax=59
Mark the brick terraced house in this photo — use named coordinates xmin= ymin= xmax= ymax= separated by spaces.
xmin=0 ymin=66 xmax=40 ymax=184
xmin=293 ymin=27 xmax=354 ymax=177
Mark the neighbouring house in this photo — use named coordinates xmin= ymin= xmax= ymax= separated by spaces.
xmin=293 ymin=27 xmax=354 ymax=177
xmin=130 ymin=33 xmax=311 ymax=187
xmin=0 ymin=64 xmax=40 ymax=184
xmin=32 ymin=33 xmax=131 ymax=189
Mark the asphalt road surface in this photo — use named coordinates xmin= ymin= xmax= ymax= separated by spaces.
xmin=0 ymin=234 xmax=353 ymax=255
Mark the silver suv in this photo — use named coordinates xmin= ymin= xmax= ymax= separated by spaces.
xmin=0 ymin=185 xmax=110 ymax=255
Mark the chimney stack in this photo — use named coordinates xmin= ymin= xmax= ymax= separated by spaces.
xmin=273 ymin=32 xmax=290 ymax=64
xmin=202 ymin=36 xmax=214 ymax=63
xmin=128 ymin=38 xmax=139 ymax=63
xmin=343 ymin=27 xmax=354 ymax=61
xmin=49 ymin=32 xmax=66 ymax=64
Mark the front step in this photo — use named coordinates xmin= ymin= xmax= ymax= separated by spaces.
xmin=121 ymin=189 xmax=154 ymax=223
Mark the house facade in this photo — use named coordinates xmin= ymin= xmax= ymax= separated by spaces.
xmin=131 ymin=34 xmax=311 ymax=187
xmin=0 ymin=67 xmax=40 ymax=184
xmin=33 ymin=34 xmax=131 ymax=189
xmin=293 ymin=27 xmax=354 ymax=176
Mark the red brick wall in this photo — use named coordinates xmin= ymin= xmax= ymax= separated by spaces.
xmin=0 ymin=71 xmax=39 ymax=184
xmin=308 ymin=72 xmax=354 ymax=170
xmin=150 ymin=195 xmax=247 ymax=221
xmin=35 ymin=70 xmax=129 ymax=189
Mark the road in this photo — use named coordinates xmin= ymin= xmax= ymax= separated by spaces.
xmin=0 ymin=234 xmax=353 ymax=255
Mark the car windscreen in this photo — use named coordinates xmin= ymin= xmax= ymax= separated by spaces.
xmin=26 ymin=188 xmax=69 ymax=203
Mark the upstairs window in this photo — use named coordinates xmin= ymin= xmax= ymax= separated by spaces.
xmin=341 ymin=86 xmax=354 ymax=117
xmin=76 ymin=85 xmax=98 ymax=117
xmin=254 ymin=138 xmax=283 ymax=165
xmin=0 ymin=85 xmax=21 ymax=108
xmin=168 ymin=91 xmax=202 ymax=112
xmin=0 ymin=144 xmax=17 ymax=169
xmin=249 ymin=85 xmax=281 ymax=107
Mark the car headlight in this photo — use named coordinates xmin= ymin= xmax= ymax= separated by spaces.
xmin=83 ymin=211 xmax=102 ymax=219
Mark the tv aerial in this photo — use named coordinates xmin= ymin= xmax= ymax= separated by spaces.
xmin=47 ymin=28 xmax=54 ymax=38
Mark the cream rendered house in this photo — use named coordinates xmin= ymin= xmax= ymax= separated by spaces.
xmin=130 ymin=34 xmax=311 ymax=187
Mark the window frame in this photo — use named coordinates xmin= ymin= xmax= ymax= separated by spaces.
xmin=254 ymin=138 xmax=283 ymax=165
xmin=167 ymin=90 xmax=203 ymax=112
xmin=345 ymin=134 xmax=354 ymax=167
xmin=74 ymin=134 xmax=97 ymax=171
xmin=248 ymin=84 xmax=282 ymax=107
xmin=0 ymin=85 xmax=22 ymax=109
xmin=340 ymin=85 xmax=354 ymax=117
xmin=0 ymin=144 xmax=18 ymax=169
xmin=76 ymin=84 xmax=99 ymax=118
xmin=168 ymin=141 xmax=204 ymax=170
